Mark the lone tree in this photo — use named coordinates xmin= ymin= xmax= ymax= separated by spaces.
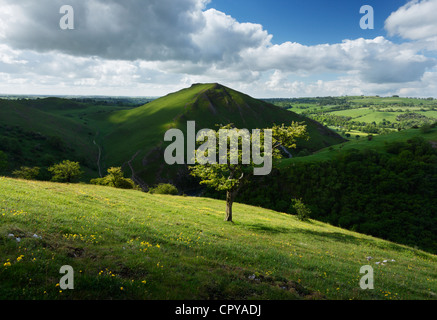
xmin=190 ymin=122 xmax=308 ymax=222
xmin=48 ymin=160 xmax=83 ymax=183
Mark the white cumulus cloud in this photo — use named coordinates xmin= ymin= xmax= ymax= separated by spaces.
xmin=0 ymin=0 xmax=436 ymax=97
xmin=385 ymin=0 xmax=437 ymax=41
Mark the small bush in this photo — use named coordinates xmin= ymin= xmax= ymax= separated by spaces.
xmin=149 ymin=183 xmax=179 ymax=195
xmin=290 ymin=198 xmax=311 ymax=222
xmin=90 ymin=167 xmax=137 ymax=190
xmin=13 ymin=166 xmax=40 ymax=180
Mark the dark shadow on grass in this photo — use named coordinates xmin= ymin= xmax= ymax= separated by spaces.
xmin=244 ymin=223 xmax=290 ymax=235
xmin=294 ymin=228 xmax=375 ymax=246
xmin=297 ymin=229 xmax=425 ymax=254
xmin=241 ymin=221 xmax=417 ymax=253
xmin=293 ymin=229 xmax=415 ymax=253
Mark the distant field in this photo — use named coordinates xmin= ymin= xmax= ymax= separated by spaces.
xmin=278 ymin=127 xmax=437 ymax=166
xmin=330 ymin=108 xmax=373 ymax=118
xmin=419 ymin=110 xmax=437 ymax=118
xmin=351 ymin=111 xmax=399 ymax=123
xmin=331 ymin=108 xmax=437 ymax=124
xmin=267 ymin=96 xmax=437 ymax=139
xmin=328 ymin=127 xmax=377 ymax=138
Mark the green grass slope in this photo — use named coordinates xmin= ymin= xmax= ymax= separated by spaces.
xmin=0 ymin=177 xmax=436 ymax=300
xmin=0 ymin=99 xmax=102 ymax=179
xmin=0 ymin=99 xmax=92 ymax=147
xmin=0 ymin=98 xmax=138 ymax=179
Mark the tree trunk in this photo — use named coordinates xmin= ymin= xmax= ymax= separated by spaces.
xmin=225 ymin=190 xmax=234 ymax=222
xmin=225 ymin=170 xmax=246 ymax=222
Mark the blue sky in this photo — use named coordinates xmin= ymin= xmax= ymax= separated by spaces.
xmin=207 ymin=0 xmax=407 ymax=45
xmin=0 ymin=0 xmax=436 ymax=98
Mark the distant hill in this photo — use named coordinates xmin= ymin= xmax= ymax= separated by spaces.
xmin=99 ymin=83 xmax=345 ymax=189
xmin=0 ymin=84 xmax=345 ymax=188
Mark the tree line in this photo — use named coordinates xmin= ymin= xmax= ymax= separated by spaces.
xmin=2 ymin=158 xmax=137 ymax=191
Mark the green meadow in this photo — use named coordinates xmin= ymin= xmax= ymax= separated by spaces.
xmin=1 ymin=177 xmax=436 ymax=300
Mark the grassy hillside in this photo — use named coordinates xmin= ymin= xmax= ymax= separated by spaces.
xmin=0 ymin=85 xmax=345 ymax=189
xmin=101 ymin=83 xmax=345 ymax=187
xmin=0 ymin=177 xmax=436 ymax=300
xmin=0 ymin=98 xmax=132 ymax=180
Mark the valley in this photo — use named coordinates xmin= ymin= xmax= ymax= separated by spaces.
xmin=1 ymin=84 xmax=436 ymax=300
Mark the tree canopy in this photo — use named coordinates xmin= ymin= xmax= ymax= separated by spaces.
xmin=48 ymin=160 xmax=83 ymax=183
xmin=190 ymin=122 xmax=308 ymax=222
